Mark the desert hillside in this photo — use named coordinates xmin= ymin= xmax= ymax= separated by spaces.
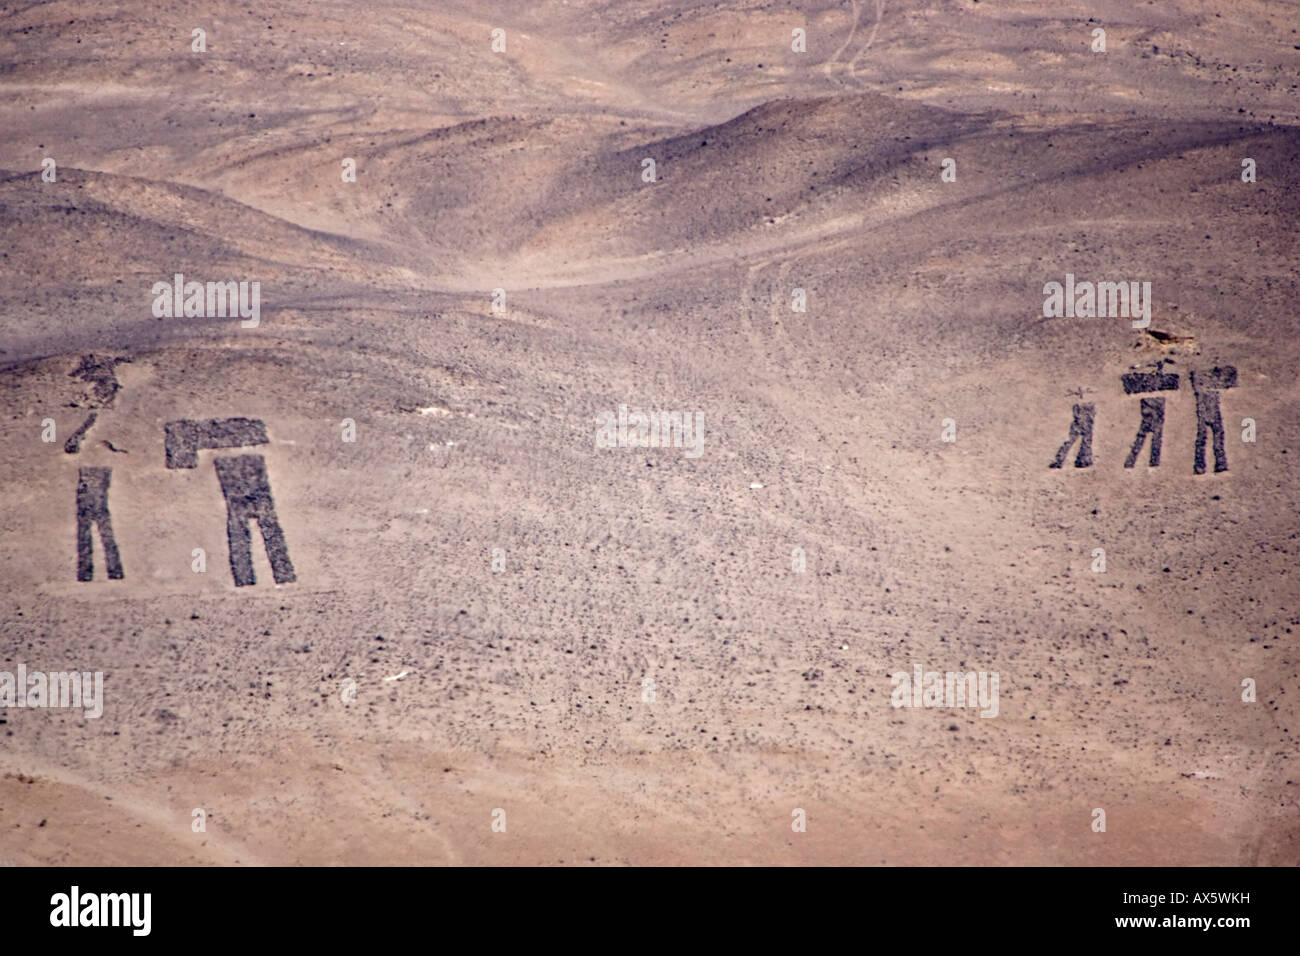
xmin=0 ymin=0 xmax=1297 ymax=864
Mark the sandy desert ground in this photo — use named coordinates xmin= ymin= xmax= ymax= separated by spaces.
xmin=1 ymin=0 xmax=1298 ymax=864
